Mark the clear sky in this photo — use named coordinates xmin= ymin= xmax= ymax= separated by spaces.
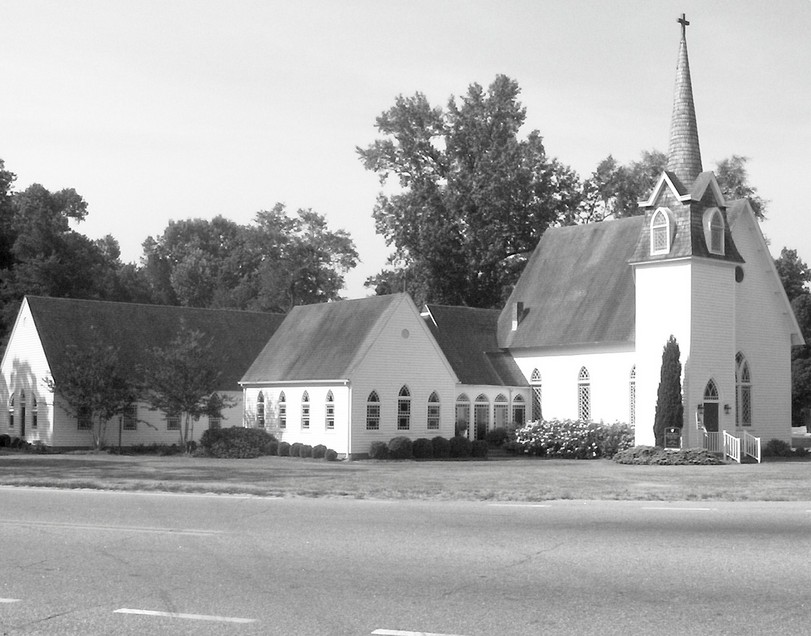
xmin=2 ymin=1 xmax=810 ymax=298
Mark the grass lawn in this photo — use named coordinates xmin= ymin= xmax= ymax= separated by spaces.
xmin=1 ymin=452 xmax=810 ymax=501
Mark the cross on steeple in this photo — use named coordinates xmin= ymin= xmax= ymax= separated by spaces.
xmin=678 ymin=13 xmax=690 ymax=37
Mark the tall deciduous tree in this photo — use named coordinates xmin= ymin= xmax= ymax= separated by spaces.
xmin=653 ymin=335 xmax=684 ymax=447
xmin=45 ymin=340 xmax=139 ymax=449
xmin=358 ymin=75 xmax=581 ymax=308
xmin=715 ymin=155 xmax=768 ymax=219
xmin=142 ymin=330 xmax=234 ymax=452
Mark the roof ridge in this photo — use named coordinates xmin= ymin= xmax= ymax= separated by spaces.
xmin=26 ymin=295 xmax=284 ymax=317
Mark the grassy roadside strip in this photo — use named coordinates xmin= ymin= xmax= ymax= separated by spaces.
xmin=1 ymin=453 xmax=810 ymax=501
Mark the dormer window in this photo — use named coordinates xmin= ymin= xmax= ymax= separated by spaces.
xmin=650 ymin=208 xmax=672 ymax=255
xmin=704 ymin=208 xmax=725 ymax=255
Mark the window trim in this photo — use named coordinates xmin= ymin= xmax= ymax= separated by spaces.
xmin=301 ymin=391 xmax=310 ymax=429
xmin=278 ymin=391 xmax=287 ymax=429
xmin=77 ymin=405 xmax=92 ymax=430
xmin=166 ymin=412 xmax=181 ymax=431
xmin=366 ymin=390 xmax=380 ymax=430
xmin=650 ymin=207 xmax=672 ymax=256
xmin=397 ymin=386 xmax=411 ymax=431
xmin=427 ymin=391 xmax=440 ymax=430
xmin=256 ymin=391 xmax=266 ymax=428
xmin=578 ymin=367 xmax=591 ymax=422
xmin=122 ymin=403 xmax=137 ymax=430
xmin=704 ymin=208 xmax=725 ymax=255
xmin=325 ymin=390 xmax=335 ymax=430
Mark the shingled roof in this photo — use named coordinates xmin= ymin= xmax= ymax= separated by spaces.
xmin=498 ymin=218 xmax=642 ymax=349
xmin=26 ymin=296 xmax=285 ymax=391
xmin=241 ymin=293 xmax=406 ymax=383
xmin=423 ymin=305 xmax=525 ymax=386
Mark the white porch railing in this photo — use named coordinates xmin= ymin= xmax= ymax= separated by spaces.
xmin=702 ymin=429 xmax=722 ymax=453
xmin=743 ymin=431 xmax=761 ymax=463
xmin=724 ymin=431 xmax=741 ymax=463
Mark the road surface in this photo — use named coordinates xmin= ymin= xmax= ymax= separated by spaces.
xmin=1 ymin=487 xmax=809 ymax=635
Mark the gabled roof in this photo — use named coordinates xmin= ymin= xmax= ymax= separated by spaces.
xmin=26 ymin=296 xmax=285 ymax=391
xmin=423 ymin=305 xmax=525 ymax=386
xmin=498 ymin=217 xmax=642 ymax=349
xmin=241 ymin=293 xmax=406 ymax=383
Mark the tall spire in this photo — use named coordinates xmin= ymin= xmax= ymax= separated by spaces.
xmin=666 ymin=13 xmax=702 ymax=188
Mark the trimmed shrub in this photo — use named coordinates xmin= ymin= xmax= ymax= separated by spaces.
xmin=369 ymin=441 xmax=389 ymax=459
xmin=485 ymin=427 xmax=509 ymax=447
xmin=266 ymin=440 xmax=279 ymax=456
xmin=0 ymin=434 xmax=10 ymax=447
xmin=312 ymin=444 xmax=327 ymax=459
xmin=431 ymin=436 xmax=451 ymax=459
xmin=514 ymin=419 xmax=634 ymax=459
xmin=613 ymin=445 xmax=723 ymax=465
xmin=412 ymin=438 xmax=433 ymax=459
xmin=300 ymin=444 xmax=313 ymax=458
xmin=200 ymin=426 xmax=277 ymax=458
xmin=471 ymin=440 xmax=489 ymax=458
xmin=449 ymin=435 xmax=472 ymax=458
xmin=763 ymin=438 xmax=793 ymax=458
xmin=10 ymin=437 xmax=22 ymax=449
xmin=278 ymin=441 xmax=291 ymax=457
xmin=388 ymin=436 xmax=414 ymax=460
xmin=325 ymin=448 xmax=338 ymax=461
xmin=290 ymin=442 xmax=303 ymax=457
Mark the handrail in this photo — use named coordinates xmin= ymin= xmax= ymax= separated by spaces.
xmin=701 ymin=428 xmax=723 ymax=453
xmin=743 ymin=431 xmax=761 ymax=463
xmin=723 ymin=431 xmax=741 ymax=463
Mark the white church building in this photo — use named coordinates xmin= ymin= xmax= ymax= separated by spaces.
xmin=1 ymin=17 xmax=801 ymax=458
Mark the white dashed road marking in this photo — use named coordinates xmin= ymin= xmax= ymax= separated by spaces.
xmin=641 ymin=506 xmax=715 ymax=511
xmin=0 ymin=598 xmax=21 ymax=603
xmin=372 ymin=630 xmax=470 ymax=636
xmin=487 ymin=503 xmax=550 ymax=508
xmin=0 ymin=520 xmax=221 ymax=536
xmin=114 ymin=608 xmax=256 ymax=624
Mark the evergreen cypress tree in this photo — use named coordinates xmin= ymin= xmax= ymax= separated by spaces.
xmin=653 ymin=335 xmax=684 ymax=446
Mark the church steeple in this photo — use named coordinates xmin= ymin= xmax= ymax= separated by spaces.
xmin=666 ymin=14 xmax=702 ymax=188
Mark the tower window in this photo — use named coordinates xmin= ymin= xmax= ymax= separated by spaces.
xmin=704 ymin=209 xmax=725 ymax=255
xmin=650 ymin=208 xmax=672 ymax=255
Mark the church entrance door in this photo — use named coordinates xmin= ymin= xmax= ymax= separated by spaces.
xmin=703 ymin=379 xmax=720 ymax=432
xmin=703 ymin=402 xmax=719 ymax=432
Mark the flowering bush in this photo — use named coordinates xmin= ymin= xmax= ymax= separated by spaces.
xmin=514 ymin=420 xmax=634 ymax=459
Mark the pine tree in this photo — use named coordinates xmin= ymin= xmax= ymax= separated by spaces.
xmin=653 ymin=335 xmax=684 ymax=446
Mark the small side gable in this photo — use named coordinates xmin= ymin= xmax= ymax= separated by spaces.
xmin=348 ymin=294 xmax=459 ymax=383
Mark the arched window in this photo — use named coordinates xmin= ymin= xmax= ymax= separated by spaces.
xmin=736 ymin=353 xmax=752 ymax=427
xmin=8 ymin=393 xmax=14 ymax=429
xmin=397 ymin=386 xmax=411 ymax=430
xmin=494 ymin=394 xmax=509 ymax=428
xmin=650 ymin=208 xmax=671 ymax=255
xmin=578 ymin=367 xmax=591 ymax=422
xmin=705 ymin=209 xmax=725 ymax=255
xmin=301 ymin=391 xmax=310 ymax=429
xmin=123 ymin=404 xmax=137 ymax=430
xmin=629 ymin=365 xmax=636 ymax=427
xmin=208 ymin=393 xmax=221 ymax=430
xmin=366 ymin=391 xmax=380 ymax=430
xmin=278 ymin=392 xmax=287 ymax=429
xmin=256 ymin=391 xmax=265 ymax=428
xmin=19 ymin=390 xmax=26 ymax=432
xmin=325 ymin=391 xmax=335 ymax=430
xmin=512 ymin=395 xmax=526 ymax=427
xmin=455 ymin=394 xmax=470 ymax=437
xmin=704 ymin=379 xmax=719 ymax=400
xmin=474 ymin=394 xmax=490 ymax=440
xmin=32 ymin=395 xmax=38 ymax=429
xmin=530 ymin=368 xmax=542 ymax=421
xmin=427 ymin=391 xmax=440 ymax=430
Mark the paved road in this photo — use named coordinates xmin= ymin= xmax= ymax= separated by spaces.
xmin=1 ymin=488 xmax=810 ymax=635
